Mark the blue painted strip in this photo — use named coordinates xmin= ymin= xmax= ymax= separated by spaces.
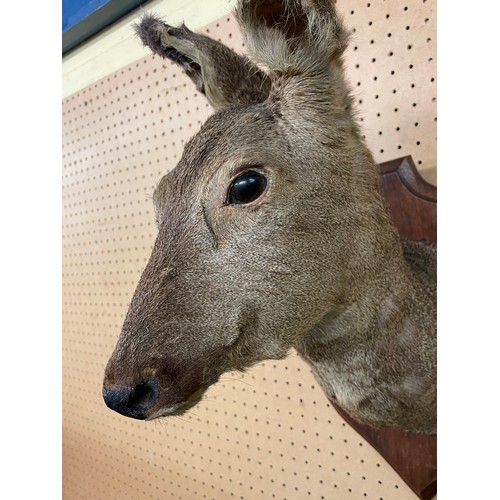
xmin=62 ymin=0 xmax=111 ymax=32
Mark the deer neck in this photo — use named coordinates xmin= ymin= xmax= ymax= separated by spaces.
xmin=294 ymin=239 xmax=436 ymax=431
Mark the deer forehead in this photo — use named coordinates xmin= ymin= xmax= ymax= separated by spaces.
xmin=152 ymin=106 xmax=292 ymax=208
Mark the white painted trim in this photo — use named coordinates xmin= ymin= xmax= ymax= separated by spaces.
xmin=62 ymin=0 xmax=237 ymax=98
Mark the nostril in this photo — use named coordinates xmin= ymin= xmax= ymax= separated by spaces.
xmin=128 ymin=379 xmax=160 ymax=411
xmin=102 ymin=378 xmax=160 ymax=419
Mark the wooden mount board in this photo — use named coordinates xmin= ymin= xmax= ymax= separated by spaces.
xmin=379 ymin=156 xmax=437 ymax=242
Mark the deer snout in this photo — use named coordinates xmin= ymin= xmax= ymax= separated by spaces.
xmin=102 ymin=378 xmax=160 ymax=420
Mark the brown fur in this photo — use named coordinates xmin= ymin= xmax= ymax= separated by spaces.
xmin=104 ymin=0 xmax=436 ymax=434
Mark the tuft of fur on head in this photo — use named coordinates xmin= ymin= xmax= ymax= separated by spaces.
xmin=134 ymin=13 xmax=199 ymax=72
xmin=134 ymin=13 xmax=167 ymax=56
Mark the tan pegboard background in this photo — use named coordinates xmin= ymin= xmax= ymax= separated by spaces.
xmin=62 ymin=1 xmax=436 ymax=499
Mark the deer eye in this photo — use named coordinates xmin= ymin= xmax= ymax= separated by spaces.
xmin=227 ymin=171 xmax=267 ymax=206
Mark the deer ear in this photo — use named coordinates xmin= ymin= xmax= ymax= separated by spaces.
xmin=235 ymin=0 xmax=350 ymax=76
xmin=234 ymin=0 xmax=354 ymax=127
xmin=135 ymin=14 xmax=271 ymax=111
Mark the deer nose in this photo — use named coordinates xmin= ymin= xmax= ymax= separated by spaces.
xmin=102 ymin=378 xmax=160 ymax=419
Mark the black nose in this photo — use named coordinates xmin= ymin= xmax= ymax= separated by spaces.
xmin=102 ymin=378 xmax=160 ymax=419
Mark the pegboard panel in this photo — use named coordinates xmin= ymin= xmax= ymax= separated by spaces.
xmin=63 ymin=2 xmax=436 ymax=499
xmin=341 ymin=0 xmax=436 ymax=179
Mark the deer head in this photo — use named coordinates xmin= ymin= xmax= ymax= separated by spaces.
xmin=103 ymin=0 xmax=402 ymax=420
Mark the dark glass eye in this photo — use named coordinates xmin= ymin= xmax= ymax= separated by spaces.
xmin=227 ymin=170 xmax=267 ymax=205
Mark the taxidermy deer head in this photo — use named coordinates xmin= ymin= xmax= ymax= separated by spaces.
xmin=103 ymin=0 xmax=436 ymax=434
